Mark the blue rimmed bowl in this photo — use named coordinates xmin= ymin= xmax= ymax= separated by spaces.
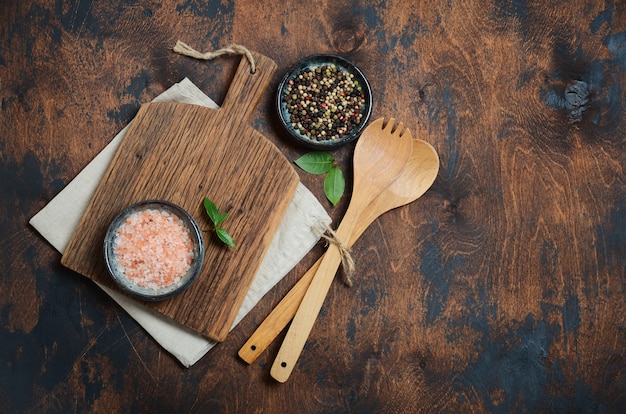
xmin=103 ymin=200 xmax=205 ymax=301
xmin=276 ymin=54 xmax=373 ymax=150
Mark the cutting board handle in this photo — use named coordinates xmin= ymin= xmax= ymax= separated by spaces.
xmin=220 ymin=51 xmax=277 ymax=123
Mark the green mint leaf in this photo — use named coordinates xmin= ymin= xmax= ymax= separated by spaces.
xmin=294 ymin=152 xmax=335 ymax=175
xmin=216 ymin=228 xmax=236 ymax=248
xmin=323 ymin=165 xmax=345 ymax=206
xmin=214 ymin=212 xmax=229 ymax=227
xmin=203 ymin=197 xmax=220 ymax=224
xmin=202 ymin=197 xmax=236 ymax=248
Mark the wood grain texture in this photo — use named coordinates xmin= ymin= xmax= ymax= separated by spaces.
xmin=60 ymin=53 xmax=300 ymax=342
xmin=1 ymin=0 xmax=625 ymax=412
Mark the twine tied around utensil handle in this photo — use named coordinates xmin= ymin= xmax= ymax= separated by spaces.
xmin=316 ymin=222 xmax=355 ymax=287
xmin=172 ymin=40 xmax=256 ymax=73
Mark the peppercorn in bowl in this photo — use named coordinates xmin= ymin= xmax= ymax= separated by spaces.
xmin=104 ymin=200 xmax=205 ymax=301
xmin=276 ymin=54 xmax=373 ymax=150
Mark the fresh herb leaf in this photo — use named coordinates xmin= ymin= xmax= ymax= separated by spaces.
xmin=215 ymin=212 xmax=229 ymax=227
xmin=216 ymin=228 xmax=236 ymax=248
xmin=294 ymin=152 xmax=335 ymax=175
xmin=295 ymin=151 xmax=346 ymax=205
xmin=323 ymin=165 xmax=345 ymax=206
xmin=203 ymin=198 xmax=220 ymax=223
xmin=202 ymin=197 xmax=236 ymax=248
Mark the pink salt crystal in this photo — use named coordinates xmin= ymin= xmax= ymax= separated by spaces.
xmin=113 ymin=208 xmax=194 ymax=289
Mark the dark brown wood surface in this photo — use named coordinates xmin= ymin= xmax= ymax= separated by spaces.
xmin=1 ymin=0 xmax=624 ymax=412
xmin=61 ymin=50 xmax=300 ymax=343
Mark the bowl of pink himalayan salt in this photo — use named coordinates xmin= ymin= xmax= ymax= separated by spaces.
xmin=104 ymin=200 xmax=205 ymax=301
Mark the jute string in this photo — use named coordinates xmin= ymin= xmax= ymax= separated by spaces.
xmin=316 ymin=222 xmax=355 ymax=287
xmin=172 ymin=40 xmax=256 ymax=73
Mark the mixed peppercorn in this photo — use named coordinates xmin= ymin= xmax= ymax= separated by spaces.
xmin=283 ymin=64 xmax=366 ymax=142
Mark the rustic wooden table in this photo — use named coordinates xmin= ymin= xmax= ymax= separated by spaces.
xmin=2 ymin=1 xmax=625 ymax=412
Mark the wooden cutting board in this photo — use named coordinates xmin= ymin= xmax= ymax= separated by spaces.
xmin=61 ymin=51 xmax=300 ymax=342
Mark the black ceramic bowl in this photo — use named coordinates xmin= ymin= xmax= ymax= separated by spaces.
xmin=104 ymin=200 xmax=204 ymax=301
xmin=276 ymin=54 xmax=373 ymax=150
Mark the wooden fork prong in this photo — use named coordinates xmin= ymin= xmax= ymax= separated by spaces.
xmin=394 ymin=121 xmax=405 ymax=136
xmin=381 ymin=118 xmax=411 ymax=138
xmin=382 ymin=117 xmax=396 ymax=131
xmin=400 ymin=126 xmax=411 ymax=138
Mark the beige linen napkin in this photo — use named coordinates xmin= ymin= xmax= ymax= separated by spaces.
xmin=29 ymin=78 xmax=331 ymax=367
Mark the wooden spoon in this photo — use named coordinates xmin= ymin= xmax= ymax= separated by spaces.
xmin=269 ymin=117 xmax=414 ymax=382
xmin=238 ymin=137 xmax=439 ymax=364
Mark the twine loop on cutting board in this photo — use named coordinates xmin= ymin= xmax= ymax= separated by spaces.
xmin=316 ymin=222 xmax=355 ymax=287
xmin=173 ymin=40 xmax=256 ymax=73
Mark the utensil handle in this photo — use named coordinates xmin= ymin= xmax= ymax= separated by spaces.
xmin=238 ymin=203 xmax=381 ymax=364
xmin=238 ymin=260 xmax=317 ymax=364
xmin=220 ymin=51 xmax=277 ymax=123
xmin=269 ymin=243 xmax=344 ymax=382
xmin=269 ymin=210 xmax=359 ymax=382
